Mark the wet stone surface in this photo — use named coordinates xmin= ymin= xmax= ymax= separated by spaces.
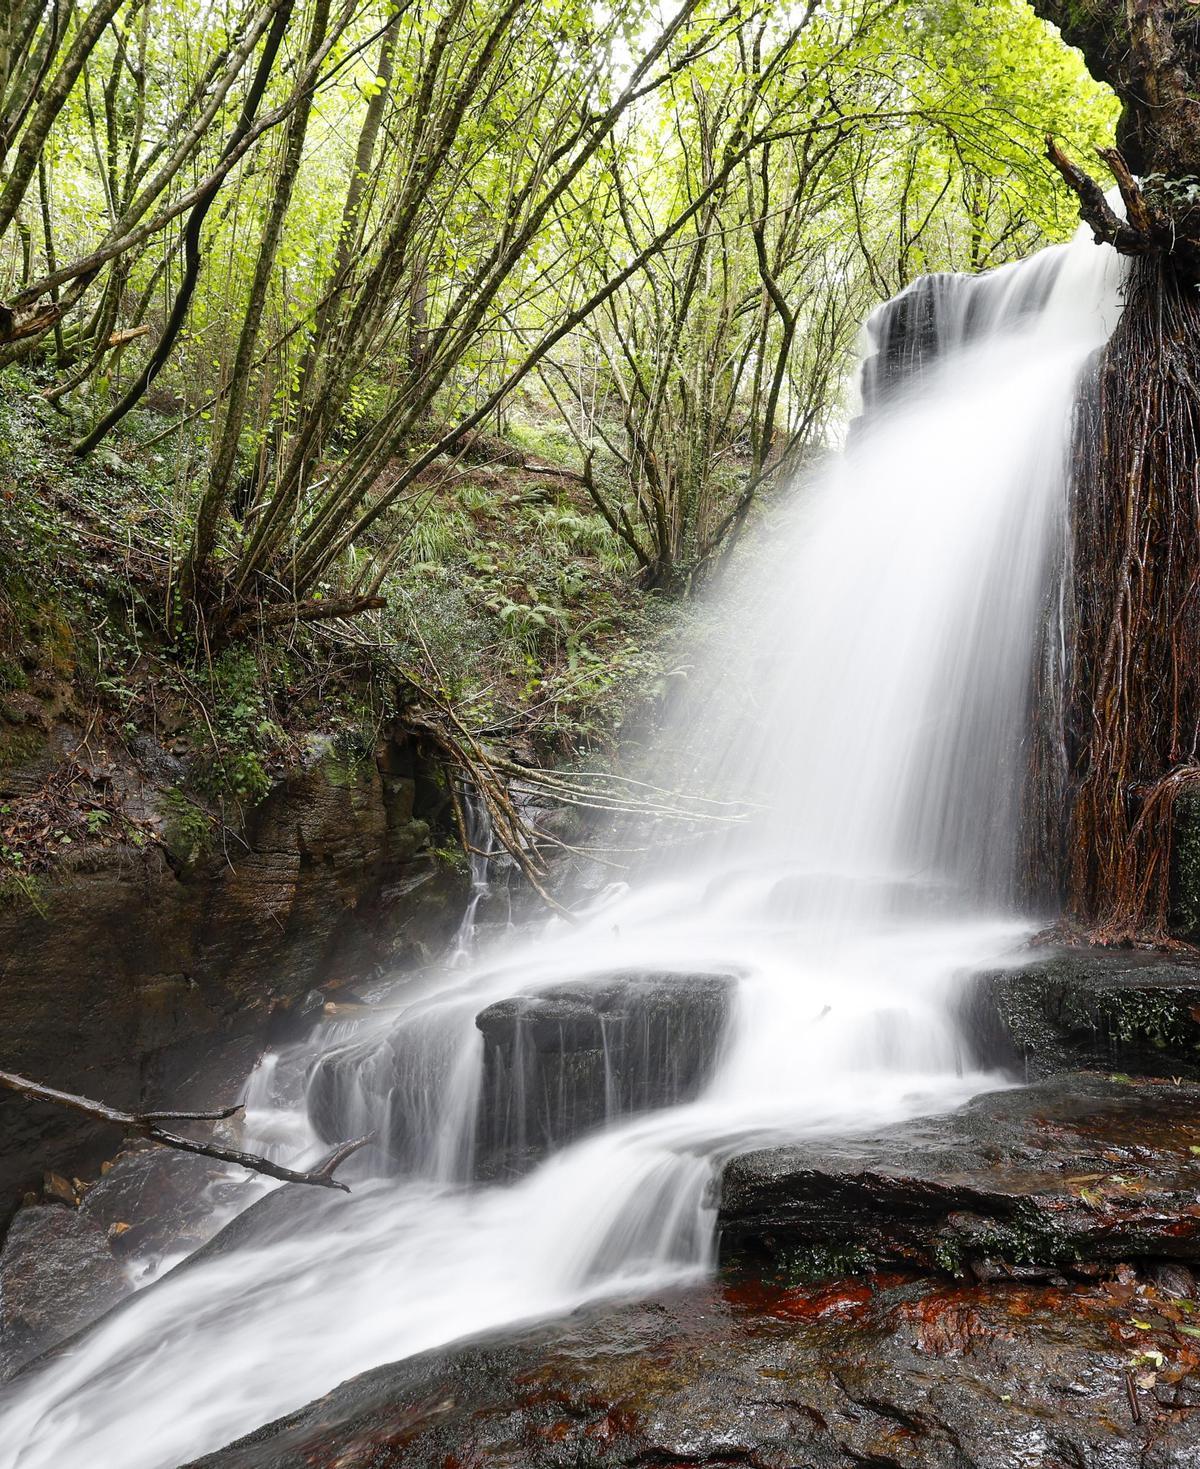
xmin=185 ymin=1271 xmax=1200 ymax=1468
xmin=964 ymin=948 xmax=1200 ymax=1081
xmin=307 ymin=970 xmax=734 ymax=1179
xmin=719 ymin=1075 xmax=1200 ymax=1280
xmin=474 ymin=971 xmax=734 ymax=1178
xmin=77 ymin=1143 xmax=242 ymax=1263
xmin=0 ymin=1204 xmax=130 ymax=1381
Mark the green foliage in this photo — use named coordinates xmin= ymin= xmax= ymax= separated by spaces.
xmin=160 ymin=788 xmax=217 ymax=867
xmin=190 ymin=650 xmax=285 ymax=806
xmin=1173 ymin=791 xmax=1200 ymax=935
xmin=0 ymin=820 xmax=46 ymax=916
xmin=0 ymin=0 xmax=1128 ymax=794
xmin=0 ymin=0 xmax=1121 ymax=609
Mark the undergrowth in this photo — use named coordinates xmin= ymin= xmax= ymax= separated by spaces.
xmin=0 ymin=374 xmax=687 ymax=889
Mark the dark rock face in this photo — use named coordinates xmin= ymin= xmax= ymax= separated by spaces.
xmin=77 ymin=1145 xmax=241 ymax=1263
xmin=306 ymin=972 xmax=734 ymax=1180
xmin=964 ymin=948 xmax=1200 ymax=1080
xmin=0 ymin=1204 xmax=130 ymax=1380
xmin=474 ymin=972 xmax=734 ymax=1177
xmin=857 ymin=267 xmax=1059 ymax=419
xmin=184 ymin=1272 xmax=1200 ymax=1468
xmin=719 ymin=1075 xmax=1200 ymax=1280
xmin=0 ymin=731 xmax=467 ymax=1212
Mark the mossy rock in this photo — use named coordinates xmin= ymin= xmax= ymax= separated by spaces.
xmin=963 ymin=948 xmax=1200 ymax=1080
xmin=719 ymin=1075 xmax=1200 ymax=1280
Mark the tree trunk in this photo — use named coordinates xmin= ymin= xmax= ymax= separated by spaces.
xmin=1065 ymin=255 xmax=1200 ymax=940
xmin=1029 ymin=1 xmax=1200 ymax=937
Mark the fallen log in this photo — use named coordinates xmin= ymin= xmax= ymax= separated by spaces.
xmin=0 ymin=1069 xmax=371 ymax=1193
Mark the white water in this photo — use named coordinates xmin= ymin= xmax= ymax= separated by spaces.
xmin=0 ymin=226 xmax=1124 ymax=1468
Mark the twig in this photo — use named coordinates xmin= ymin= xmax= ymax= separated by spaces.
xmin=1124 ymin=1369 xmax=1142 ymax=1425
xmin=0 ymin=1069 xmax=371 ymax=1193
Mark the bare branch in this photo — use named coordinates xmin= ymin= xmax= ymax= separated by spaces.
xmin=1044 ymin=135 xmax=1151 ymax=256
xmin=0 ymin=1069 xmax=371 ymax=1193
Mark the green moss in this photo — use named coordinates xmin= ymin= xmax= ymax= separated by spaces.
xmin=931 ymin=1239 xmax=965 ymax=1275
xmin=1097 ymin=990 xmax=1194 ymax=1052
xmin=1173 ymin=790 xmax=1200 ymax=937
xmin=0 ymin=725 xmax=43 ymax=772
xmin=942 ymin=1201 xmax=1083 ymax=1268
xmin=160 ymin=788 xmax=217 ymax=867
xmin=767 ymin=1242 xmax=876 ymax=1285
xmin=321 ymin=743 xmax=374 ymax=790
xmin=431 ymin=842 xmax=468 ymax=876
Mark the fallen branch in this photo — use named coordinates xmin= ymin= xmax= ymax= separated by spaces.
xmin=226 ymin=594 xmax=386 ymax=638
xmin=519 ymin=460 xmax=590 ymax=487
xmin=105 ymin=324 xmax=152 ymax=349
xmin=0 ymin=1069 xmax=371 ymax=1193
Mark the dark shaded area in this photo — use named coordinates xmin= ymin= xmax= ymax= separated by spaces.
xmin=0 ymin=724 xmax=466 ymax=1214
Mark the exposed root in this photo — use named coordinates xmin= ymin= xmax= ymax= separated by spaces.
xmin=1064 ymin=254 xmax=1200 ymax=938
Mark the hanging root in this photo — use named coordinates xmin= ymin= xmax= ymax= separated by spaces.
xmin=1064 ymin=253 xmax=1200 ymax=943
xmin=407 ymin=703 xmax=751 ymax=920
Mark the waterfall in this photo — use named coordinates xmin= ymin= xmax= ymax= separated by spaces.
xmin=0 ymin=224 xmax=1125 ymax=1469
xmin=448 ymin=780 xmax=517 ymax=964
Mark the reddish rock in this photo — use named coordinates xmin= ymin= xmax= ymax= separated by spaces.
xmin=183 ymin=1274 xmax=1200 ymax=1467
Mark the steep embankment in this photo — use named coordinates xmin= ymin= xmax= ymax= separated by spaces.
xmin=0 ymin=383 xmax=675 ymax=1212
xmin=0 ymin=704 xmax=466 ymax=1207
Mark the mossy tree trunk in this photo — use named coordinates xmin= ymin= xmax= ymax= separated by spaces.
xmin=1029 ymin=1 xmax=1200 ymax=939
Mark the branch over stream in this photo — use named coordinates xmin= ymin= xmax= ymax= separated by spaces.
xmin=0 ymin=1070 xmax=371 ymax=1192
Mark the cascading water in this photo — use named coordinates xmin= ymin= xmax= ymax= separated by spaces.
xmin=0 ymin=222 xmax=1125 ymax=1469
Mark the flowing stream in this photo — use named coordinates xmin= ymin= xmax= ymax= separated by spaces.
xmin=0 ymin=223 xmax=1125 ymax=1467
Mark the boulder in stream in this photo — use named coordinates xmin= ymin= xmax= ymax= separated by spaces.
xmin=473 ymin=970 xmax=734 ymax=1177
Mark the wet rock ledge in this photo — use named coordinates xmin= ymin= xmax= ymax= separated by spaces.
xmin=719 ymin=1074 xmax=1200 ymax=1281
xmin=964 ymin=947 xmax=1200 ymax=1080
xmin=187 ymin=1271 xmax=1200 ymax=1468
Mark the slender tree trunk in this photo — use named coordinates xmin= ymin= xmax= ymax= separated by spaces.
xmin=184 ymin=0 xmax=331 ymax=604
xmin=73 ymin=0 xmax=296 ymax=456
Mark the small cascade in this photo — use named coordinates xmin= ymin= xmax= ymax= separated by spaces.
xmin=856 ymin=253 xmax=1067 ymax=417
xmin=0 ymin=222 xmax=1127 ymax=1469
xmin=448 ymin=778 xmax=525 ymax=963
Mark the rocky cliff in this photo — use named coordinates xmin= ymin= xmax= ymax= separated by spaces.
xmin=0 ymin=718 xmax=467 ymax=1212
